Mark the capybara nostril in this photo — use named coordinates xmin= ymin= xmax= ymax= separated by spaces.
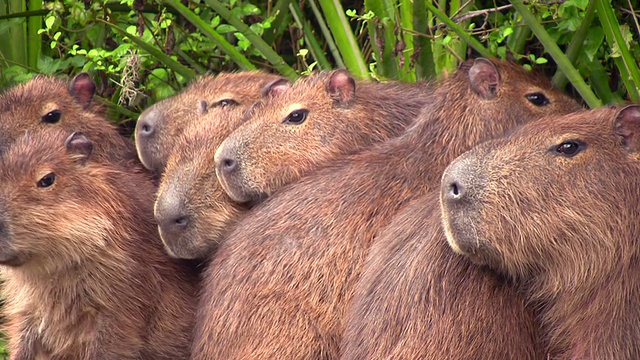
xmin=222 ymin=158 xmax=237 ymax=172
xmin=173 ymin=215 xmax=190 ymax=229
xmin=442 ymin=171 xmax=466 ymax=203
xmin=449 ymin=182 xmax=461 ymax=198
xmin=136 ymin=119 xmax=155 ymax=138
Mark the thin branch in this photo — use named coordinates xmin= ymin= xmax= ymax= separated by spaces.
xmin=432 ymin=5 xmax=513 ymax=32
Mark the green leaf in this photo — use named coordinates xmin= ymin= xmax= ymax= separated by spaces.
xmin=45 ymin=16 xmax=55 ymax=30
xmin=583 ymin=27 xmax=604 ymax=62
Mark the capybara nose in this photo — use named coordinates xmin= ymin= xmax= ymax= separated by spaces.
xmin=221 ymin=158 xmax=237 ymax=173
xmin=442 ymin=172 xmax=466 ymax=203
xmin=135 ymin=108 xmax=159 ymax=139
xmin=157 ymin=211 xmax=190 ymax=236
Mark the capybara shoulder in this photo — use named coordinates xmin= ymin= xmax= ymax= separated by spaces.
xmin=192 ymin=58 xmax=581 ymax=359
xmin=0 ymin=129 xmax=197 ymax=359
xmin=441 ymin=105 xmax=640 ymax=358
xmin=0 ymin=73 xmax=138 ymax=165
xmin=135 ymin=70 xmax=283 ymax=174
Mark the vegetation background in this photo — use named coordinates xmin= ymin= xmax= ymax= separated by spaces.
xmin=0 ymin=0 xmax=639 ymax=356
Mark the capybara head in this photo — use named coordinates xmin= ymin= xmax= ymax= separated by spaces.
xmin=0 ymin=73 xmax=135 ymax=163
xmin=440 ymin=105 xmax=638 ymax=282
xmin=154 ymin=105 xmax=250 ymax=259
xmin=0 ymin=129 xmax=145 ymax=271
xmin=421 ymin=58 xmax=584 ymax=157
xmin=135 ymin=71 xmax=283 ymax=174
xmin=213 ymin=69 xmax=416 ymax=203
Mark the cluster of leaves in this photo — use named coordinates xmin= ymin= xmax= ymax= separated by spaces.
xmin=1 ymin=0 xmax=640 ymax=130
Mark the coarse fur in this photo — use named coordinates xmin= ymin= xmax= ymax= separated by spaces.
xmin=192 ymin=58 xmax=582 ymax=359
xmin=158 ymin=70 xmax=433 ymax=260
xmin=0 ymin=73 xmax=138 ymax=166
xmin=0 ymin=130 xmax=197 ymax=360
xmin=135 ymin=71 xmax=283 ymax=174
xmin=214 ymin=69 xmax=434 ymax=203
xmin=441 ymin=105 xmax=640 ymax=358
xmin=338 ymin=59 xmax=582 ymax=359
xmin=154 ymin=105 xmax=250 ymax=259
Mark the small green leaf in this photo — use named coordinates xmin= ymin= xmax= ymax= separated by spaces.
xmin=217 ymin=24 xmax=236 ymax=34
xmin=45 ymin=16 xmax=55 ymax=30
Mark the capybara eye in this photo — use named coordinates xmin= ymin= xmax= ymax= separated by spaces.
xmin=37 ymin=173 xmax=56 ymax=188
xmin=283 ymin=109 xmax=309 ymax=125
xmin=42 ymin=110 xmax=62 ymax=124
xmin=216 ymin=99 xmax=238 ymax=108
xmin=525 ymin=92 xmax=550 ymax=106
xmin=554 ymin=141 xmax=585 ymax=157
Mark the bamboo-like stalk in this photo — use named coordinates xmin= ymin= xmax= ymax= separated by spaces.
xmin=161 ymin=0 xmax=256 ymax=72
xmin=289 ymin=2 xmax=332 ymax=70
xmin=262 ymin=0 xmax=291 ymax=45
xmin=26 ymin=0 xmax=41 ymax=70
xmin=551 ymin=0 xmax=596 ymax=89
xmin=595 ymin=0 xmax=640 ymax=102
xmin=202 ymin=0 xmax=298 ymax=79
xmin=102 ymin=20 xmax=197 ymax=81
xmin=413 ymin=0 xmax=435 ymax=79
xmin=6 ymin=0 xmax=26 ymax=67
xmin=308 ymin=0 xmax=345 ymax=69
xmin=365 ymin=0 xmax=398 ymax=79
xmin=399 ymin=0 xmax=416 ymax=82
xmin=424 ymin=1 xmax=492 ymax=58
xmin=317 ymin=0 xmax=369 ymax=79
xmin=510 ymin=0 xmax=601 ymax=108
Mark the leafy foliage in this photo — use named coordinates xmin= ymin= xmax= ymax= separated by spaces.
xmin=0 ymin=0 xmax=639 ymax=131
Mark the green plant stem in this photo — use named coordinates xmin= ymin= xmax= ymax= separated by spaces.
xmin=262 ymin=0 xmax=291 ymax=45
xmin=399 ymin=0 xmax=416 ymax=82
xmin=317 ymin=0 xmax=369 ymax=79
xmin=100 ymin=19 xmax=196 ymax=81
xmin=424 ymin=1 xmax=491 ymax=58
xmin=510 ymin=0 xmax=601 ymax=108
xmin=413 ymin=0 xmax=435 ymax=79
xmin=595 ymin=0 xmax=640 ymax=102
xmin=160 ymin=0 xmax=256 ymax=72
xmin=551 ymin=0 xmax=596 ymax=88
xmin=308 ymin=0 xmax=345 ymax=69
xmin=202 ymin=0 xmax=298 ymax=79
xmin=289 ymin=2 xmax=331 ymax=70
xmin=365 ymin=0 xmax=398 ymax=79
xmin=26 ymin=0 xmax=41 ymax=70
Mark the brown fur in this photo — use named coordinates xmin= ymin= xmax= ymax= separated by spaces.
xmin=0 ymin=73 xmax=138 ymax=166
xmin=157 ymin=70 xmax=433 ymax=260
xmin=154 ymin=105 xmax=250 ymax=259
xmin=214 ymin=69 xmax=434 ymax=203
xmin=0 ymin=129 xmax=197 ymax=359
xmin=135 ymin=71 xmax=283 ymax=174
xmin=441 ymin=105 xmax=640 ymax=358
xmin=338 ymin=59 xmax=582 ymax=359
xmin=191 ymin=58 xmax=582 ymax=359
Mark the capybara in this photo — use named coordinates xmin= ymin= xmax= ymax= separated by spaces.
xmin=214 ymin=68 xmax=434 ymax=203
xmin=441 ymin=105 xmax=640 ymax=358
xmin=0 ymin=130 xmax=197 ymax=359
xmin=0 ymin=73 xmax=138 ymax=165
xmin=156 ymin=69 xmax=433 ymax=260
xmin=135 ymin=71 xmax=283 ymax=174
xmin=342 ymin=192 xmax=542 ymax=359
xmin=192 ymin=58 xmax=582 ymax=359
xmin=153 ymin=105 xmax=250 ymax=259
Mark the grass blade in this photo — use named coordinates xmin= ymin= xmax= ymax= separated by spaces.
xmin=596 ymin=0 xmax=640 ymax=102
xmin=202 ymin=0 xmax=298 ymax=80
xmin=510 ymin=0 xmax=601 ymax=108
xmin=317 ymin=0 xmax=369 ymax=79
xmin=161 ymin=0 xmax=256 ymax=72
xmin=101 ymin=19 xmax=197 ymax=81
xmin=365 ymin=0 xmax=398 ymax=79
xmin=413 ymin=0 xmax=435 ymax=79
xmin=26 ymin=0 xmax=41 ymax=70
xmin=289 ymin=1 xmax=332 ymax=70
xmin=308 ymin=0 xmax=345 ymax=69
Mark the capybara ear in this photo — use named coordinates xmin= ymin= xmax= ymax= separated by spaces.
xmin=64 ymin=131 xmax=93 ymax=165
xmin=326 ymin=69 xmax=356 ymax=107
xmin=261 ymin=78 xmax=291 ymax=98
xmin=198 ymin=100 xmax=208 ymax=115
xmin=68 ymin=73 xmax=96 ymax=109
xmin=614 ymin=104 xmax=640 ymax=151
xmin=468 ymin=58 xmax=501 ymax=100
